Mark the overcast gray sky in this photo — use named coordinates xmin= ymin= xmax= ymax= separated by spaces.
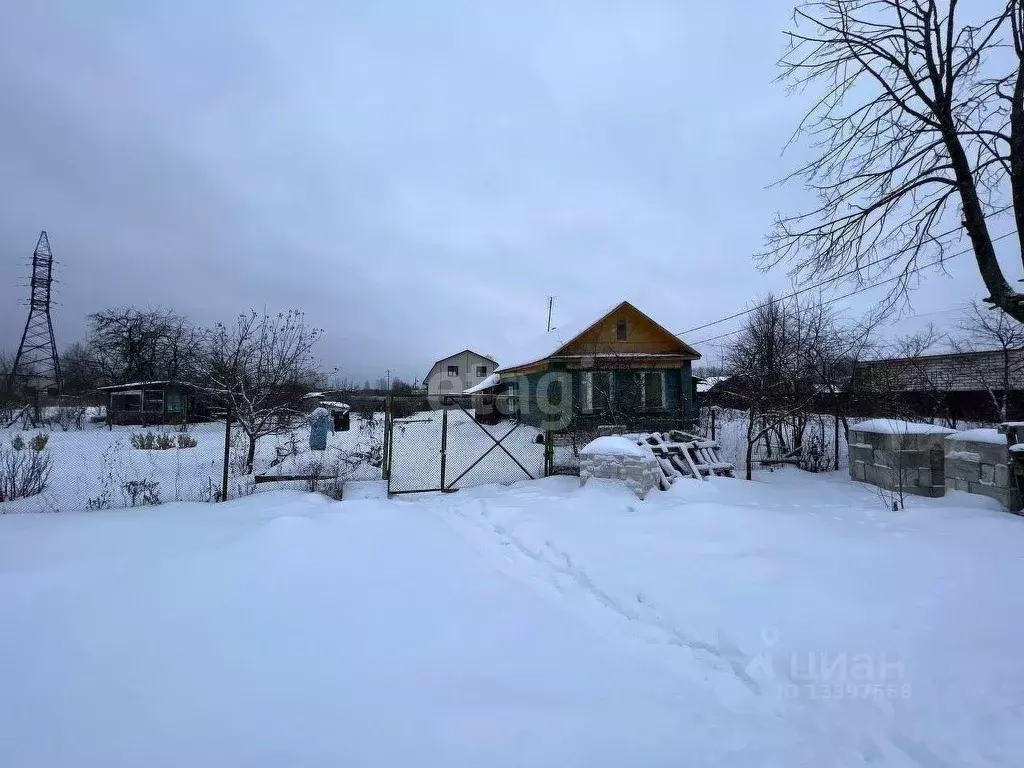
xmin=2 ymin=0 xmax=1018 ymax=382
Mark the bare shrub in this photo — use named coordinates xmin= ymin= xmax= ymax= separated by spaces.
xmin=176 ymin=433 xmax=197 ymax=449
xmin=0 ymin=445 xmax=51 ymax=503
xmin=29 ymin=433 xmax=49 ymax=451
xmin=269 ymin=432 xmax=304 ymax=468
xmin=122 ymin=479 xmax=161 ymax=507
xmin=47 ymin=405 xmax=86 ymax=431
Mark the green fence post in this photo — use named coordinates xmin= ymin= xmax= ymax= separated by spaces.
xmin=440 ymin=406 xmax=449 ymax=490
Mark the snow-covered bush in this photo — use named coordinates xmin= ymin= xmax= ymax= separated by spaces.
xmin=29 ymin=432 xmax=49 ymax=452
xmin=131 ymin=431 xmax=176 ymax=450
xmin=176 ymin=433 xmax=197 ymax=449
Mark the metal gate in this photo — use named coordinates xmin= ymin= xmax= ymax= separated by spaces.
xmin=384 ymin=395 xmax=545 ymax=495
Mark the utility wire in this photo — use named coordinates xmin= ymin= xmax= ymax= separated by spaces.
xmin=688 ymin=230 xmax=1016 ymax=348
xmin=674 ymin=214 xmax=1015 ymax=339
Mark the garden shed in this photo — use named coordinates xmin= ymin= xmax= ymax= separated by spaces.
xmin=99 ymin=381 xmax=207 ymax=426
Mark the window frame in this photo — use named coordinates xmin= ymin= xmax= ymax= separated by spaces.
xmin=637 ymin=371 xmax=667 ymax=410
xmin=504 ymin=380 xmax=519 ymax=416
xmin=165 ymin=391 xmax=185 ymax=414
xmin=616 ymin=320 xmax=628 ymax=341
xmin=581 ymin=371 xmax=594 ymax=413
xmin=475 ymin=365 xmax=488 ymax=378
xmin=143 ymin=389 xmax=165 ymax=413
xmin=447 ymin=365 xmax=459 ymax=377
xmin=581 ymin=370 xmax=614 ymax=413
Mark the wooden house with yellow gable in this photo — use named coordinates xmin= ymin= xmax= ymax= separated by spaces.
xmin=489 ymin=301 xmax=701 ymax=431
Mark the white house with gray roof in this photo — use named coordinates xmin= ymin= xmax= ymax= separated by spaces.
xmin=423 ymin=349 xmax=498 ymax=399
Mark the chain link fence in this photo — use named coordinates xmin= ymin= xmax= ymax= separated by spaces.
xmin=0 ymin=391 xmax=553 ymax=512
xmin=384 ymin=395 xmax=545 ymax=494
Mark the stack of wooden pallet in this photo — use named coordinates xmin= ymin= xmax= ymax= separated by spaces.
xmin=634 ymin=430 xmax=735 ymax=490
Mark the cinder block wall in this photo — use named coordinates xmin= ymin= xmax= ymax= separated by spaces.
xmin=848 ymin=424 xmax=952 ymax=498
xmin=943 ymin=432 xmax=1021 ymax=510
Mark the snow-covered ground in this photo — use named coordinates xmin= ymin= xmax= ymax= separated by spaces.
xmin=2 ymin=469 xmax=1022 ymax=766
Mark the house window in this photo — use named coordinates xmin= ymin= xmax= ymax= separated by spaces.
xmin=616 ymin=320 xmax=627 ymax=341
xmin=637 ymin=372 xmax=666 ymax=409
xmin=447 ymin=365 xmax=459 ymax=377
xmin=166 ymin=392 xmax=185 ymax=414
xmin=143 ymin=389 xmax=164 ymax=413
xmin=114 ymin=392 xmax=143 ymax=412
xmin=475 ymin=365 xmax=487 ymax=378
xmin=581 ymin=371 xmax=614 ymax=412
xmin=504 ymin=381 xmax=519 ymax=416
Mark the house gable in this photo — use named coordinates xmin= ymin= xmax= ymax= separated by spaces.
xmin=425 ymin=349 xmax=500 ymax=395
xmin=554 ymin=302 xmax=699 ymax=360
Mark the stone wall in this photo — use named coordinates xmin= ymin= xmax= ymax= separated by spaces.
xmin=580 ymin=449 xmax=660 ymax=499
xmin=943 ymin=431 xmax=1021 ymax=510
xmin=848 ymin=422 xmax=954 ymax=498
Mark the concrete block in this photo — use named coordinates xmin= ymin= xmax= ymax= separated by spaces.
xmin=849 ymin=445 xmax=874 ymax=465
xmin=979 ymin=443 xmax=1010 ymax=465
xmin=852 ymin=461 xmax=866 ymax=481
xmin=894 ymin=449 xmax=928 ymax=467
xmin=955 ymin=477 xmax=970 ymax=492
xmin=981 ymin=464 xmax=995 ymax=484
xmin=969 ymin=482 xmax=1004 ymax=503
xmin=996 ymin=464 xmax=1011 ymax=488
xmin=951 ymin=459 xmax=981 ymax=481
xmin=929 ymin=449 xmax=945 ymax=471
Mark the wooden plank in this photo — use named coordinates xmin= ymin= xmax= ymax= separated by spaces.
xmin=679 ymin=445 xmax=707 ymax=481
xmin=254 ymin=474 xmax=331 ymax=484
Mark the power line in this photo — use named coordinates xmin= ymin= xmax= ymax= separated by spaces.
xmin=688 ymin=230 xmax=1016 ymax=348
xmin=674 ymin=217 xmax=1015 ymax=339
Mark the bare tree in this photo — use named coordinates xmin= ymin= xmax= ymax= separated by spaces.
xmin=203 ymin=310 xmax=323 ymax=473
xmin=951 ymin=300 xmax=1024 ymax=420
xmin=86 ymin=307 xmax=203 ymax=385
xmin=727 ymin=294 xmax=877 ymax=479
xmin=764 ymin=1 xmax=1024 ymax=322
xmin=727 ymin=295 xmax=825 ymax=479
xmin=60 ymin=342 xmax=102 ymax=395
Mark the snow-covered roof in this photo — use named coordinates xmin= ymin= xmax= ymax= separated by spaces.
xmin=580 ymin=435 xmax=652 ymax=458
xmin=463 ymin=373 xmax=500 ymax=394
xmin=302 ymin=392 xmax=325 ymax=400
xmin=946 ymin=428 xmax=1006 ymax=445
xmin=696 ymin=376 xmax=727 ymax=393
xmin=319 ymin=401 xmax=350 ymax=411
xmin=495 ymin=301 xmax=698 ymax=373
xmin=850 ymin=419 xmax=957 ymax=436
